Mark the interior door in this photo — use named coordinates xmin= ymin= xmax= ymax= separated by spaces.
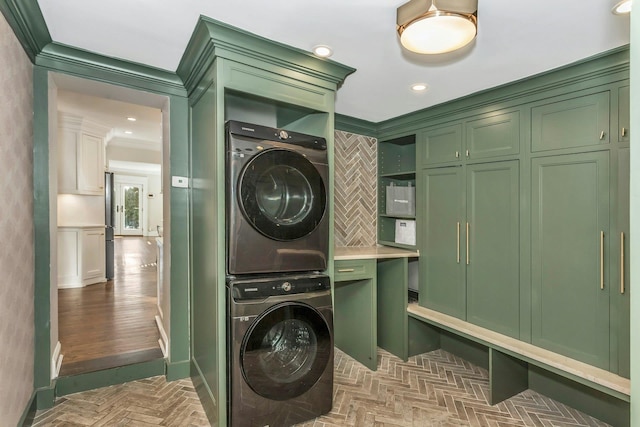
xmin=115 ymin=183 xmax=144 ymax=236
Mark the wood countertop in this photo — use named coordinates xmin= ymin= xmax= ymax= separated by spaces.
xmin=334 ymin=246 xmax=419 ymax=260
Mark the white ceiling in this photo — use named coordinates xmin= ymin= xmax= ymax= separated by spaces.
xmin=38 ymin=0 xmax=630 ymax=123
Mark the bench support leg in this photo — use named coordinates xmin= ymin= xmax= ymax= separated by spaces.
xmin=489 ymin=348 xmax=528 ymax=405
xmin=408 ymin=316 xmax=440 ymax=357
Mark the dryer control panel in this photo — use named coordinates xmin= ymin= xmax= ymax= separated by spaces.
xmin=229 ymin=274 xmax=330 ymax=300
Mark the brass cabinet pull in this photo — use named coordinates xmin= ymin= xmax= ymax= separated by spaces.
xmin=455 ymin=151 xmax=460 ymax=158
xmin=620 ymin=232 xmax=625 ymax=294
xmin=466 ymin=149 xmax=470 ymax=158
xmin=600 ymin=231 xmax=605 ymax=290
xmin=456 ymin=222 xmax=460 ymax=264
xmin=337 ymin=268 xmax=355 ymax=273
xmin=466 ymin=222 xmax=470 ymax=265
xmin=599 ymin=131 xmax=605 ymax=140
xmin=621 ymin=127 xmax=627 ymax=137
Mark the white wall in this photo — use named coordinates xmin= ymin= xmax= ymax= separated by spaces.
xmin=0 ymin=11 xmax=34 ymax=425
xmin=57 ymin=194 xmax=105 ymax=226
xmin=107 ymin=142 xmax=161 ymax=164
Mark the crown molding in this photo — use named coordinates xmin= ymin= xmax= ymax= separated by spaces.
xmin=177 ymin=16 xmax=356 ymax=97
xmin=334 ymin=114 xmax=379 ymax=138
xmin=0 ymin=0 xmax=51 ymax=62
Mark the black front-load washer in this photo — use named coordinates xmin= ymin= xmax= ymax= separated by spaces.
xmin=227 ymin=274 xmax=333 ymax=427
xmin=226 ymin=120 xmax=329 ymax=275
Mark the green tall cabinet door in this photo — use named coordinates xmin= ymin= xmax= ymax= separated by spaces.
xmin=419 ymin=167 xmax=465 ymax=318
xmin=617 ymin=147 xmax=630 ymax=377
xmin=466 ymin=161 xmax=520 ymax=337
xmin=531 ymin=152 xmax=610 ymax=369
xmin=419 ymin=123 xmax=463 ymax=165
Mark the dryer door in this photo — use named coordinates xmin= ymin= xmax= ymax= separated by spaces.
xmin=240 ymin=302 xmax=332 ymax=400
xmin=238 ymin=148 xmax=326 ymax=241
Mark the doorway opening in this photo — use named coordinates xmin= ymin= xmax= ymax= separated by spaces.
xmin=51 ymin=73 xmax=169 ymax=377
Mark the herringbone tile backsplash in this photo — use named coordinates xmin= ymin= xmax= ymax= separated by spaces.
xmin=334 ymin=130 xmax=377 ymax=247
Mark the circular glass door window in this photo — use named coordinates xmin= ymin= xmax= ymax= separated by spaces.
xmin=238 ymin=149 xmax=326 ymax=241
xmin=240 ymin=302 xmax=332 ymax=400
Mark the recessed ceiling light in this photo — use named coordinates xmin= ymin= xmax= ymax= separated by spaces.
xmin=127 ymin=117 xmax=137 ymax=122
xmin=612 ymin=0 xmax=631 ymax=14
xmin=313 ymin=45 xmax=333 ymax=58
xmin=125 ymin=131 xmax=133 ymax=135
xmin=411 ymin=83 xmax=429 ymax=92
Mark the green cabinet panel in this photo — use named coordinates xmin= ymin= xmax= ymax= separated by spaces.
xmin=531 ymin=91 xmax=610 ymax=152
xmin=419 ymin=167 xmax=465 ymax=318
xmin=419 ymin=123 xmax=463 ymax=165
xmin=334 ymin=258 xmax=377 ymax=371
xmin=466 ymin=111 xmax=520 ymax=160
xmin=617 ymin=148 xmax=630 ymax=377
xmin=531 ymin=152 xmax=610 ymax=369
xmin=377 ymin=258 xmax=409 ymax=361
xmin=466 ymin=161 xmax=520 ymax=337
xmin=618 ymin=86 xmax=630 ymax=143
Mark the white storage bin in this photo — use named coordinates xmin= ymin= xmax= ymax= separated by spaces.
xmin=395 ymin=219 xmax=416 ymax=246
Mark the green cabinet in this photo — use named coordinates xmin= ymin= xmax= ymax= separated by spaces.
xmin=466 ymin=161 xmax=520 ymax=337
xmin=616 ymin=147 xmax=630 ymax=377
xmin=419 ymin=167 xmax=465 ymax=318
xmin=465 ymin=111 xmax=520 ymax=160
xmin=334 ymin=259 xmax=377 ymax=371
xmin=618 ymin=86 xmax=630 ymax=143
xmin=419 ymin=123 xmax=463 ymax=165
xmin=378 ymin=135 xmax=417 ymax=249
xmin=419 ymin=161 xmax=520 ymax=336
xmin=531 ymin=91 xmax=610 ymax=152
xmin=531 ymin=152 xmax=610 ymax=369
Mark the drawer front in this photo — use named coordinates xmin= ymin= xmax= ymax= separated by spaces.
xmin=334 ymin=259 xmax=376 ymax=282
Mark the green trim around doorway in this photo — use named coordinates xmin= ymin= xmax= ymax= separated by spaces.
xmin=31 ymin=47 xmax=192 ymax=405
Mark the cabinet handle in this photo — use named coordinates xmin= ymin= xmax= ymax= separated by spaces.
xmin=621 ymin=127 xmax=627 ymax=137
xmin=599 ymin=131 xmax=605 ymax=140
xmin=600 ymin=231 xmax=604 ymax=290
xmin=337 ymin=268 xmax=355 ymax=273
xmin=466 ymin=222 xmax=470 ymax=265
xmin=620 ymin=232 xmax=625 ymax=294
xmin=466 ymin=149 xmax=469 ymax=158
xmin=456 ymin=222 xmax=460 ymax=264
xmin=455 ymin=151 xmax=460 ymax=158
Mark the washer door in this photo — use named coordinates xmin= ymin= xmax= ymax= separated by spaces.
xmin=238 ymin=148 xmax=326 ymax=241
xmin=240 ymin=302 xmax=332 ymax=401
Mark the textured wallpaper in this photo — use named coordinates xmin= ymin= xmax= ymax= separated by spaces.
xmin=0 ymin=11 xmax=35 ymax=425
xmin=334 ymin=130 xmax=378 ymax=247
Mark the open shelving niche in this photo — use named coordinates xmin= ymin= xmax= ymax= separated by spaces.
xmin=377 ymin=134 xmax=419 ymax=301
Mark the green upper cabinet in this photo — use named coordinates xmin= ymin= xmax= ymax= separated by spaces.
xmin=465 ymin=111 xmax=520 ymax=160
xmin=618 ymin=86 xmax=630 ymax=143
xmin=419 ymin=123 xmax=463 ymax=166
xmin=531 ymin=91 xmax=610 ymax=152
xmin=418 ymin=166 xmax=465 ymax=318
xmin=466 ymin=161 xmax=520 ymax=337
xmin=531 ymin=151 xmax=610 ymax=369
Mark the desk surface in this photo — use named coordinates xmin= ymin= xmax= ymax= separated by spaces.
xmin=334 ymin=246 xmax=419 ymax=260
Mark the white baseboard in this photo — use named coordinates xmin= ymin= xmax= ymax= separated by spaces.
xmin=155 ymin=315 xmax=169 ymax=358
xmin=51 ymin=341 xmax=63 ymax=380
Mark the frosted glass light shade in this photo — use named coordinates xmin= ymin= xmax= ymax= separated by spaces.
xmin=399 ymin=11 xmax=477 ymax=54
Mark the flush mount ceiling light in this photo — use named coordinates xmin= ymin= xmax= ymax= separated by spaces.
xmin=612 ymin=0 xmax=631 ymax=14
xmin=397 ymin=0 xmax=478 ymax=54
xmin=313 ymin=45 xmax=333 ymax=58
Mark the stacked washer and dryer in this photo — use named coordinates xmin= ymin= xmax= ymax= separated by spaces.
xmin=225 ymin=121 xmax=334 ymax=427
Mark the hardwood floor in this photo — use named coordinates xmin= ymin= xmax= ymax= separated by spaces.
xmin=58 ymin=236 xmax=162 ymax=376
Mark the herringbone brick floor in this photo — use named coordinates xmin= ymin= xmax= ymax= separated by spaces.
xmin=33 ymin=348 xmax=609 ymax=426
